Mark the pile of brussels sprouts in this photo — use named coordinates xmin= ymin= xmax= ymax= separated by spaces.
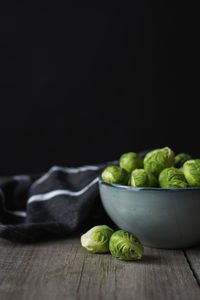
xmin=81 ymin=225 xmax=144 ymax=261
xmin=101 ymin=147 xmax=200 ymax=188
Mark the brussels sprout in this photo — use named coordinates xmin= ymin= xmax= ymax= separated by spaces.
xmin=143 ymin=147 xmax=175 ymax=176
xmin=109 ymin=230 xmax=143 ymax=261
xmin=159 ymin=167 xmax=188 ymax=188
xmin=120 ymin=152 xmax=143 ymax=173
xmin=130 ymin=169 xmax=157 ymax=187
xmin=183 ymin=159 xmax=200 ymax=187
xmin=101 ymin=165 xmax=129 ymax=185
xmin=81 ymin=225 xmax=114 ymax=253
xmin=174 ymin=153 xmax=192 ymax=168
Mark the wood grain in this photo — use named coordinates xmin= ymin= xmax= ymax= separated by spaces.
xmin=185 ymin=245 xmax=200 ymax=285
xmin=0 ymin=236 xmax=200 ymax=300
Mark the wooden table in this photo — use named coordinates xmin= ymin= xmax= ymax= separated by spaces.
xmin=1 ymin=235 xmax=200 ymax=300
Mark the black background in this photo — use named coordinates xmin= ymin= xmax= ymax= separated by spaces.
xmin=0 ymin=1 xmax=199 ymax=175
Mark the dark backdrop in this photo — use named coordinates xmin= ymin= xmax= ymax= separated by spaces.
xmin=0 ymin=1 xmax=199 ymax=175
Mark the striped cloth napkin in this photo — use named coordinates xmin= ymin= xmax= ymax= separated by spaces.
xmin=0 ymin=151 xmax=147 ymax=242
xmin=0 ymin=162 xmax=116 ymax=242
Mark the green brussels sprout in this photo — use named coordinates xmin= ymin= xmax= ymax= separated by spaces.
xmin=109 ymin=230 xmax=144 ymax=261
xmin=120 ymin=152 xmax=143 ymax=173
xmin=130 ymin=169 xmax=157 ymax=187
xmin=174 ymin=153 xmax=192 ymax=168
xmin=81 ymin=225 xmax=114 ymax=253
xmin=101 ymin=165 xmax=129 ymax=185
xmin=159 ymin=167 xmax=189 ymax=188
xmin=143 ymin=147 xmax=175 ymax=176
xmin=183 ymin=159 xmax=200 ymax=187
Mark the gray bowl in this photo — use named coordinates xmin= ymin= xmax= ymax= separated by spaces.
xmin=99 ymin=178 xmax=200 ymax=249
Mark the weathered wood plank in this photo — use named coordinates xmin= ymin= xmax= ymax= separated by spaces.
xmin=0 ymin=236 xmax=200 ymax=300
xmin=185 ymin=245 xmax=200 ymax=285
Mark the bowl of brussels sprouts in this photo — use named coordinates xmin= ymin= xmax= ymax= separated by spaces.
xmin=99 ymin=147 xmax=200 ymax=249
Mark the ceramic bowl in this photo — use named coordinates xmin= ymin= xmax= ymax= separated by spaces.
xmin=99 ymin=178 xmax=200 ymax=249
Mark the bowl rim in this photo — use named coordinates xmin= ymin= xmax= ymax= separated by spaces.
xmin=98 ymin=178 xmax=200 ymax=192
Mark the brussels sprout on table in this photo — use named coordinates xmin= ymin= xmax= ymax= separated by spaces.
xmin=159 ymin=167 xmax=189 ymax=188
xmin=144 ymin=147 xmax=175 ymax=177
xmin=183 ymin=159 xmax=200 ymax=187
xmin=174 ymin=153 xmax=192 ymax=168
xmin=81 ymin=225 xmax=114 ymax=253
xmin=101 ymin=165 xmax=129 ymax=185
xmin=130 ymin=169 xmax=157 ymax=187
xmin=109 ymin=230 xmax=143 ymax=260
xmin=120 ymin=152 xmax=143 ymax=173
